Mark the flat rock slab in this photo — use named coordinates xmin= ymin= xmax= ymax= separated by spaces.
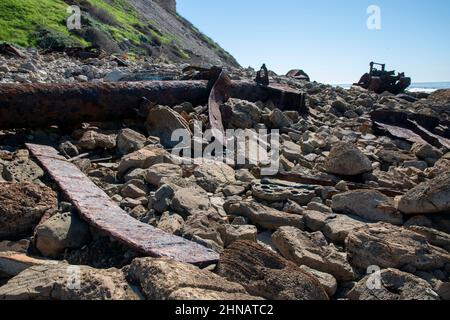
xmin=26 ymin=143 xmax=219 ymax=266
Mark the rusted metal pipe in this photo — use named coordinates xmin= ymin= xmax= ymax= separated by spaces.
xmin=0 ymin=81 xmax=208 ymax=129
xmin=0 ymin=80 xmax=306 ymax=129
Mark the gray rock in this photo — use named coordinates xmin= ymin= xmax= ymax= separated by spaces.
xmin=125 ymin=257 xmax=258 ymax=300
xmin=235 ymin=169 xmax=256 ymax=183
xmin=411 ymin=142 xmax=443 ymax=161
xmin=3 ymin=159 xmax=44 ymax=182
xmin=269 ymin=108 xmax=293 ymax=128
xmin=153 ymin=184 xmax=175 ymax=213
xmin=120 ymin=180 xmax=149 ymax=199
xmin=193 ymin=161 xmax=236 ymax=193
xmin=346 ymin=223 xmax=450 ymax=270
xmin=272 ymin=227 xmax=354 ymax=281
xmin=332 ymin=190 xmax=403 ymax=224
xmin=303 ymin=210 xmax=368 ymax=244
xmin=117 ymin=129 xmax=147 ymax=155
xmin=224 ymin=199 xmax=304 ymax=230
xmin=118 ymin=146 xmax=172 ymax=175
xmin=171 ymin=186 xmax=211 ymax=216
xmin=146 ymin=105 xmax=192 ymax=148
xmin=299 ymin=265 xmax=337 ymax=298
xmin=398 ymin=172 xmax=450 ymax=215
xmin=0 ymin=263 xmax=140 ymax=300
xmin=157 ymin=212 xmax=184 ymax=235
xmin=218 ymin=224 xmax=258 ymax=247
xmin=324 ymin=142 xmax=372 ymax=176
xmin=348 ymin=268 xmax=439 ymax=300
xmin=182 ymin=211 xmax=225 ymax=251
xmin=435 ymin=281 xmax=450 ymax=300
xmin=34 ymin=212 xmax=90 ymax=258
xmin=78 ymin=131 xmax=116 ymax=150
xmin=221 ymin=98 xmax=261 ymax=129
xmin=145 ymin=163 xmax=183 ymax=187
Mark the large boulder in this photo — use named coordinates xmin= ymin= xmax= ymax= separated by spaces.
xmin=220 ymin=98 xmax=261 ymax=129
xmin=0 ymin=263 xmax=140 ymax=300
xmin=348 ymin=268 xmax=439 ymax=300
xmin=346 ymin=223 xmax=450 ymax=270
xmin=34 ymin=212 xmax=91 ymax=258
xmin=272 ymin=227 xmax=354 ymax=281
xmin=332 ymin=190 xmax=403 ymax=225
xmin=398 ymin=172 xmax=450 ymax=215
xmin=224 ymin=199 xmax=304 ymax=230
xmin=216 ymin=241 xmax=329 ymax=300
xmin=0 ymin=183 xmax=57 ymax=240
xmin=125 ymin=257 xmax=259 ymax=300
xmin=324 ymin=142 xmax=372 ymax=176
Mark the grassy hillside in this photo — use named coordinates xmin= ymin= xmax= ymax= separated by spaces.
xmin=0 ymin=0 xmax=238 ymax=66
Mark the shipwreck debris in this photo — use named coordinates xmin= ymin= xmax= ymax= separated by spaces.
xmin=0 ymin=43 xmax=26 ymax=58
xmin=0 ymin=71 xmax=307 ymax=130
xmin=354 ymin=62 xmax=411 ymax=94
xmin=371 ymin=109 xmax=450 ymax=150
xmin=255 ymin=64 xmax=269 ymax=86
xmin=25 ymin=143 xmax=220 ymax=266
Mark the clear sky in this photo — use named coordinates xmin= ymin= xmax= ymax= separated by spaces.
xmin=178 ymin=0 xmax=450 ymax=84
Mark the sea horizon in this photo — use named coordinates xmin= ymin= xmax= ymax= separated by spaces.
xmin=334 ymin=81 xmax=450 ymax=93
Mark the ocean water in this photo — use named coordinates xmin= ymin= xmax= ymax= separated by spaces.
xmin=335 ymin=82 xmax=450 ymax=93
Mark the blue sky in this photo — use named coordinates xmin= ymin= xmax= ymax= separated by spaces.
xmin=178 ymin=0 xmax=450 ymax=84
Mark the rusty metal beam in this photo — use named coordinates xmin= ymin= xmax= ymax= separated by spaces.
xmin=0 ymin=79 xmax=306 ymax=130
xmin=26 ymin=143 xmax=219 ymax=266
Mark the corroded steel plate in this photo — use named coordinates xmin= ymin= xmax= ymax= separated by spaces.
xmin=26 ymin=143 xmax=219 ymax=266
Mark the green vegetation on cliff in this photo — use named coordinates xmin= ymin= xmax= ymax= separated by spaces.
xmin=0 ymin=0 xmax=238 ymax=66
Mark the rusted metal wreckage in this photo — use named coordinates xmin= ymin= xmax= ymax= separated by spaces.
xmin=26 ymin=143 xmax=219 ymax=266
xmin=0 ymin=67 xmax=307 ymax=131
xmin=371 ymin=109 xmax=450 ymax=150
xmin=354 ymin=62 xmax=411 ymax=95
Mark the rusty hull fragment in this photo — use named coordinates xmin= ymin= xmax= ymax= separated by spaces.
xmin=26 ymin=143 xmax=219 ymax=266
xmin=371 ymin=109 xmax=450 ymax=150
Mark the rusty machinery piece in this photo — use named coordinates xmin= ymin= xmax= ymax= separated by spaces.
xmin=208 ymin=69 xmax=233 ymax=145
xmin=371 ymin=109 xmax=450 ymax=149
xmin=0 ymin=43 xmax=26 ymax=58
xmin=26 ymin=143 xmax=220 ymax=266
xmin=286 ymin=69 xmax=310 ymax=82
xmin=0 ymin=72 xmax=307 ymax=130
xmin=255 ymin=64 xmax=270 ymax=86
xmin=354 ymin=62 xmax=411 ymax=95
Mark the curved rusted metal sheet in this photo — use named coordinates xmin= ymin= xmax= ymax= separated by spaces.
xmin=26 ymin=143 xmax=219 ymax=266
xmin=208 ymin=71 xmax=232 ymax=145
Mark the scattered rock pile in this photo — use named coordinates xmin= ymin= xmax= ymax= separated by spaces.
xmin=0 ymin=52 xmax=449 ymax=300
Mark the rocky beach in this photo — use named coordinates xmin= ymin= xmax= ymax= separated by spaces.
xmin=0 ymin=48 xmax=449 ymax=301
xmin=1 ymin=0 xmax=450 ymax=302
